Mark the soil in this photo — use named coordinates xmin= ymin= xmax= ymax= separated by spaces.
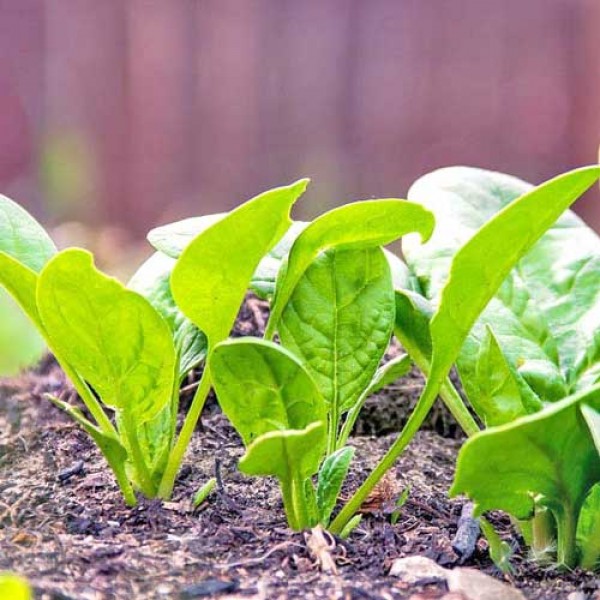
xmin=0 ymin=297 xmax=598 ymax=599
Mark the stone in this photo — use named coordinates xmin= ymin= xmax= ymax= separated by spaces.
xmin=389 ymin=555 xmax=448 ymax=585
xmin=447 ymin=568 xmax=526 ymax=600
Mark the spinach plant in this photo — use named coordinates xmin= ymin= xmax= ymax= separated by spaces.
xmin=0 ymin=181 xmax=306 ymax=504
xmin=328 ymin=165 xmax=600 ymax=567
xmin=207 ymin=198 xmax=435 ymax=529
xmin=398 ymin=165 xmax=600 ymax=568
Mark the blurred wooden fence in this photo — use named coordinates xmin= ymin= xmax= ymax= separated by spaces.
xmin=1 ymin=0 xmax=599 ymax=236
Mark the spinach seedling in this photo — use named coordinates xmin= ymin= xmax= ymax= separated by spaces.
xmin=401 ymin=165 xmax=600 ymax=569
xmin=329 ymin=166 xmax=600 ymax=545
xmin=0 ymin=181 xmax=306 ymax=504
xmin=210 ymin=198 xmax=434 ymax=529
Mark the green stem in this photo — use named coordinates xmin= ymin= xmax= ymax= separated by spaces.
xmin=439 ymin=378 xmax=480 ymax=436
xmin=555 ymin=507 xmax=577 ymax=569
xmin=280 ymin=477 xmax=300 ymax=530
xmin=122 ymin=413 xmax=155 ymax=497
xmin=330 ymin=377 xmax=439 ymax=535
xmin=530 ymin=506 xmax=556 ymax=559
xmin=327 ymin=407 xmax=339 ymax=456
xmin=56 ymin=357 xmax=117 ymax=437
xmin=158 ymin=367 xmax=212 ymax=499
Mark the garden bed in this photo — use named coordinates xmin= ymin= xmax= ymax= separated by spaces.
xmin=0 ymin=301 xmax=596 ymax=600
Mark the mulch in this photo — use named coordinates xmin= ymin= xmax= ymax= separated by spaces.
xmin=0 ymin=297 xmax=597 ymax=599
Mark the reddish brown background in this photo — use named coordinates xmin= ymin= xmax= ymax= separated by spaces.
xmin=1 ymin=0 xmax=599 ymax=239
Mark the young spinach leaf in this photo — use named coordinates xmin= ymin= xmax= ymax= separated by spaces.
xmin=210 ymin=338 xmax=327 ymax=529
xmin=278 ymin=247 xmax=395 ymax=452
xmin=158 ymin=179 xmax=307 ymax=498
xmin=331 ymin=165 xmax=600 ymax=535
xmin=452 ymin=384 xmax=600 ymax=567
xmin=317 ymin=447 xmax=355 ymax=527
xmin=0 ymin=194 xmax=57 ymax=373
xmin=128 ymin=251 xmax=207 ymax=380
xmin=404 ymin=166 xmax=600 ymax=420
xmin=265 ymin=199 xmax=435 ymax=339
xmin=576 ymin=483 xmax=600 ymax=570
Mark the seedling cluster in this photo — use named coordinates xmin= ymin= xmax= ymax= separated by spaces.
xmin=2 ymin=165 xmax=600 ymax=572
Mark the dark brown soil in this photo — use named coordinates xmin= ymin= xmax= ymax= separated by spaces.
xmin=0 ymin=299 xmax=598 ymax=599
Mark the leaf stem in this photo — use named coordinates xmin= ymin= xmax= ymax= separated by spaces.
xmin=122 ymin=413 xmax=155 ymax=497
xmin=280 ymin=477 xmax=300 ymax=530
xmin=555 ymin=507 xmax=577 ymax=568
xmin=158 ymin=366 xmax=212 ymax=499
xmin=330 ymin=378 xmax=439 ymax=534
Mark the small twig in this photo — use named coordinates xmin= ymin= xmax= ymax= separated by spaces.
xmin=179 ymin=380 xmax=200 ymax=396
xmin=217 ymin=541 xmax=302 ymax=569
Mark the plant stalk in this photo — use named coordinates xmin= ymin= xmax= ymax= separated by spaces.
xmin=330 ymin=377 xmax=439 ymax=534
xmin=555 ymin=507 xmax=577 ymax=569
xmin=122 ymin=413 xmax=155 ymax=497
xmin=158 ymin=367 xmax=212 ymax=499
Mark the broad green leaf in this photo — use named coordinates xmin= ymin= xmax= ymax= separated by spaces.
xmin=150 ymin=216 xmax=309 ymax=299
xmin=210 ymin=338 xmax=326 ymax=444
xmin=0 ymin=573 xmax=31 ymax=600
xmin=250 ymin=221 xmax=308 ymax=298
xmin=128 ymin=251 xmax=207 ymax=378
xmin=413 ymin=166 xmax=600 ymax=421
xmin=0 ymin=291 xmax=45 ymax=375
xmin=472 ymin=326 xmax=541 ymax=426
xmin=172 ymin=180 xmax=307 ymax=345
xmin=0 ymin=195 xmax=57 ymax=373
xmin=239 ymin=421 xmax=326 ymax=480
xmin=37 ymin=249 xmax=176 ymax=424
xmin=394 ymin=289 xmax=434 ymax=368
xmin=451 ymin=384 xmax=600 ymax=541
xmin=317 ymin=446 xmax=355 ymax=526
xmin=265 ymin=199 xmax=435 ymax=338
xmin=577 ymin=482 xmax=600 ymax=570
xmin=0 ymin=194 xmax=56 ymax=271
xmin=147 ymin=213 xmax=226 ymax=258
xmin=279 ymin=247 xmax=395 ymax=415
xmin=366 ymin=353 xmax=412 ymax=396
xmin=404 ymin=166 xmax=600 ymax=416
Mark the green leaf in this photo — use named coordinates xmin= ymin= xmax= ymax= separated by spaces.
xmin=417 ymin=166 xmax=600 ymax=415
xmin=265 ymin=199 xmax=435 ymax=338
xmin=0 ymin=291 xmax=45 ymax=375
xmin=472 ymin=326 xmax=541 ymax=426
xmin=479 ymin=517 xmax=513 ymax=574
xmin=317 ymin=446 xmax=355 ymax=526
xmin=0 ymin=194 xmax=56 ymax=271
xmin=37 ymin=249 xmax=176 ymax=424
xmin=147 ymin=213 xmax=226 ymax=258
xmin=451 ymin=384 xmax=600 ymax=567
xmin=279 ymin=247 xmax=395 ymax=417
xmin=192 ymin=477 xmax=217 ymax=508
xmin=576 ymin=482 xmax=600 ymax=570
xmin=404 ymin=166 xmax=600 ymax=415
xmin=366 ymin=354 xmax=412 ymax=396
xmin=394 ymin=289 xmax=434 ymax=367
xmin=250 ymin=221 xmax=309 ymax=298
xmin=0 ymin=195 xmax=57 ymax=373
xmin=172 ymin=180 xmax=307 ymax=345
xmin=239 ymin=421 xmax=326 ymax=480
xmin=210 ymin=338 xmax=326 ymax=444
xmin=0 ymin=573 xmax=31 ymax=600
xmin=128 ymin=251 xmax=207 ymax=379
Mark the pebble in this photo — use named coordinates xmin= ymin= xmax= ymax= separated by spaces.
xmin=390 ymin=556 xmax=526 ymax=600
